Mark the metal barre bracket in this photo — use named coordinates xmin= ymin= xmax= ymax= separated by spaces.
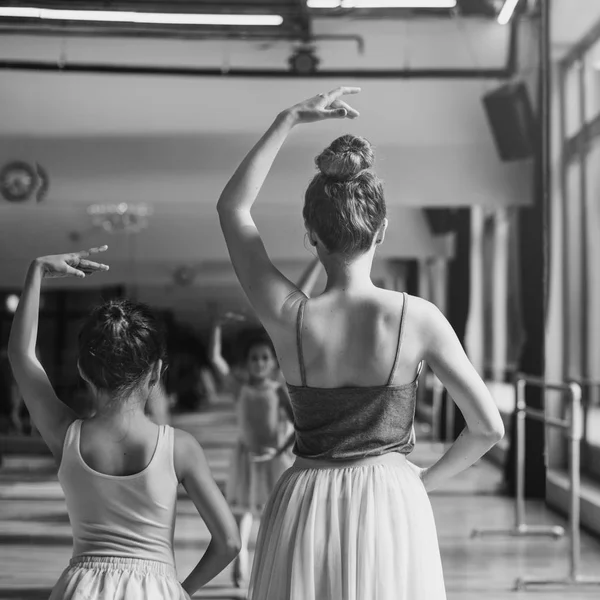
xmin=470 ymin=524 xmax=564 ymax=539
xmin=471 ymin=375 xmax=569 ymax=541
xmin=472 ymin=374 xmax=600 ymax=590
xmin=515 ymin=575 xmax=600 ymax=591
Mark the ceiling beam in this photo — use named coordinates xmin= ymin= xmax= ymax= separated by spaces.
xmin=0 ymin=59 xmax=512 ymax=78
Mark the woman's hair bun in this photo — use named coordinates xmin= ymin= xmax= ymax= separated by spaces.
xmin=316 ymin=134 xmax=374 ymax=181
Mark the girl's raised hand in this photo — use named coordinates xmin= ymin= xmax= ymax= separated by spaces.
xmin=285 ymin=87 xmax=361 ymax=125
xmin=36 ymin=246 xmax=110 ymax=279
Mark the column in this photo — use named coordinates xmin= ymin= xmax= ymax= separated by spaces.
xmin=418 ymin=258 xmax=431 ymax=301
xmin=465 ymin=206 xmax=485 ymax=376
xmin=492 ymin=208 xmax=509 ymax=382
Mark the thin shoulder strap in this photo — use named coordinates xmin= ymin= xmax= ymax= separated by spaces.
xmin=163 ymin=425 xmax=178 ymax=481
xmin=387 ymin=292 xmax=409 ymax=386
xmin=296 ymin=299 xmax=308 ymax=387
xmin=60 ymin=419 xmax=81 ymax=461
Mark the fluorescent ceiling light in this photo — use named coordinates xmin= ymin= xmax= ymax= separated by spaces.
xmin=497 ymin=0 xmax=520 ymax=25
xmin=0 ymin=7 xmax=283 ymax=26
xmin=307 ymin=0 xmax=457 ymax=7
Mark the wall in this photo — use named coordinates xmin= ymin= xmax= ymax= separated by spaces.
xmin=0 ymin=15 xmax=532 ymax=323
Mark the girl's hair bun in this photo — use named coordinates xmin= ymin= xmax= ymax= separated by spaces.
xmin=315 ymin=134 xmax=374 ymax=181
xmin=107 ymin=304 xmax=125 ymax=320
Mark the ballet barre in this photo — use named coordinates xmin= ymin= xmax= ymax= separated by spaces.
xmin=471 ymin=376 xmax=567 ymax=541
xmin=472 ymin=374 xmax=600 ymax=591
xmin=573 ymin=378 xmax=600 ymax=459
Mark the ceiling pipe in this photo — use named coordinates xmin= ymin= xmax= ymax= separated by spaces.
xmin=0 ymin=26 xmax=365 ymax=52
xmin=0 ymin=5 xmax=519 ymax=79
xmin=0 ymin=60 xmax=512 ymax=78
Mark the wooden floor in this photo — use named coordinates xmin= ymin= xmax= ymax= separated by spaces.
xmin=1 ymin=401 xmax=600 ymax=599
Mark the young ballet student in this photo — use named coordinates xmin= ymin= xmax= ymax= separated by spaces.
xmin=216 ymin=87 xmax=504 ymax=599
xmin=7 ymin=247 xmax=240 ymax=600
xmin=209 ymin=319 xmax=294 ymax=587
xmin=209 ymin=257 xmax=321 ymax=587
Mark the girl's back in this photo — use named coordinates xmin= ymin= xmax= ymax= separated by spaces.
xmin=59 ymin=419 xmax=177 ymax=563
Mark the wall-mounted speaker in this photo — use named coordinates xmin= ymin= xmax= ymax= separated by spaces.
xmin=482 ymin=81 xmax=537 ymax=162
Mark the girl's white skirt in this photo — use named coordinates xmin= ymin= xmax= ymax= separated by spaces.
xmin=226 ymin=440 xmax=294 ymax=512
xmin=249 ymin=452 xmax=446 ymax=600
xmin=49 ymin=556 xmax=190 ymax=600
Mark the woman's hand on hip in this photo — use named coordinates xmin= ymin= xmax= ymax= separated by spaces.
xmin=407 ymin=460 xmax=431 ymax=489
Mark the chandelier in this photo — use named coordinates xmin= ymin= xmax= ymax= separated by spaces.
xmin=87 ymin=203 xmax=153 ymax=234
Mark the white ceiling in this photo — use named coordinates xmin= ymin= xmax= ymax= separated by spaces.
xmin=0 ymin=17 xmax=510 ymax=72
xmin=0 ymin=11 xmax=536 ymax=323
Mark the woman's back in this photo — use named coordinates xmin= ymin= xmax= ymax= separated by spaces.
xmin=59 ymin=419 xmax=178 ymax=564
xmin=285 ymin=291 xmax=422 ymax=460
xmin=278 ymin=288 xmax=423 ymax=390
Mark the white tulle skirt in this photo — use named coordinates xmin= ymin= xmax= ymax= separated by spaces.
xmin=249 ymin=452 xmax=446 ymax=600
xmin=226 ymin=440 xmax=294 ymax=512
xmin=49 ymin=556 xmax=190 ymax=600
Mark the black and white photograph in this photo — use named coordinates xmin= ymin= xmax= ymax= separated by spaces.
xmin=1 ymin=1 xmax=600 ymax=599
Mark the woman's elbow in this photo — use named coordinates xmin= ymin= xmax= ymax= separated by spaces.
xmin=216 ymin=202 xmax=236 ymax=217
xmin=490 ymin=423 xmax=505 ymax=443
xmin=483 ymin=420 xmax=505 ymax=444
xmin=471 ymin=418 xmax=504 ymax=444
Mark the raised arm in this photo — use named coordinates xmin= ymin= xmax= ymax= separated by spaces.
xmin=7 ymin=247 xmax=109 ymax=461
xmin=216 ymin=87 xmax=360 ymax=327
xmin=208 ymin=319 xmax=231 ymax=381
xmin=415 ymin=300 xmax=504 ymax=491
xmin=208 ymin=316 xmax=247 ymax=397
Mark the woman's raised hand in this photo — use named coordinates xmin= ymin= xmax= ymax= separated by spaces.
xmin=35 ymin=246 xmax=110 ymax=279
xmin=285 ymin=87 xmax=361 ymax=125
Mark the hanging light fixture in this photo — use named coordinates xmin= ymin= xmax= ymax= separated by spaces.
xmin=497 ymin=0 xmax=520 ymax=25
xmin=87 ymin=203 xmax=153 ymax=234
xmin=0 ymin=7 xmax=284 ymax=27
xmin=307 ymin=1 xmax=457 ymax=8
